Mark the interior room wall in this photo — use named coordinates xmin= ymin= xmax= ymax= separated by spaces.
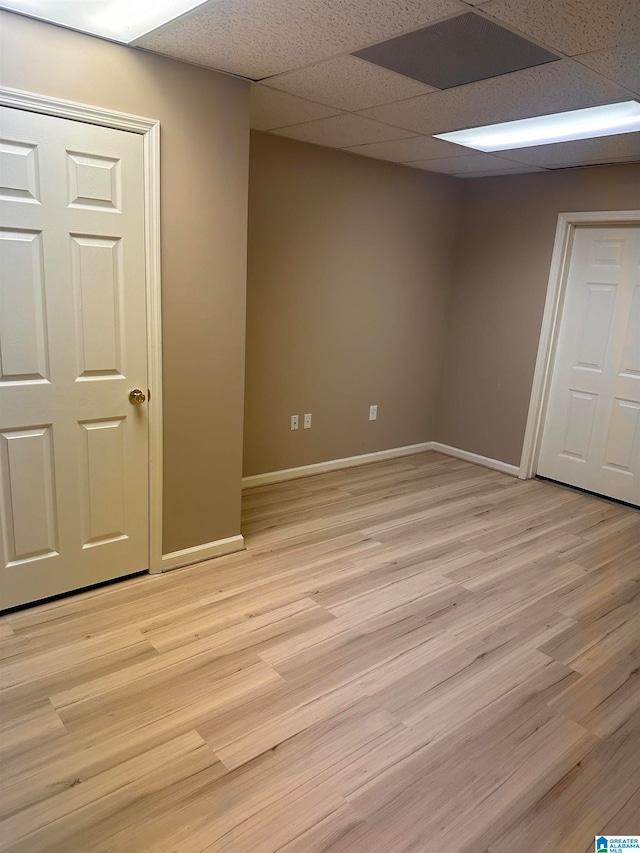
xmin=244 ymin=131 xmax=461 ymax=477
xmin=0 ymin=11 xmax=251 ymax=554
xmin=436 ymin=163 xmax=640 ymax=467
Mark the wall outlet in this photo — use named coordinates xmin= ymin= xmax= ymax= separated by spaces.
xmin=304 ymin=413 xmax=312 ymax=429
xmin=291 ymin=414 xmax=299 ymax=431
xmin=369 ymin=404 xmax=378 ymax=421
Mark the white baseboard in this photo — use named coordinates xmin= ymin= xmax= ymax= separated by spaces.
xmin=242 ymin=442 xmax=435 ymax=488
xmin=429 ymin=442 xmax=520 ymax=477
xmin=242 ymin=441 xmax=520 ymax=489
xmin=161 ymin=534 xmax=245 ymax=572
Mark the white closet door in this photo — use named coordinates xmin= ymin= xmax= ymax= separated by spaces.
xmin=538 ymin=226 xmax=640 ymax=506
xmin=0 ymin=106 xmax=149 ymax=608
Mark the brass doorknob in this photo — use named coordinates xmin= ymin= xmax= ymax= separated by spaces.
xmin=129 ymin=389 xmax=146 ymax=405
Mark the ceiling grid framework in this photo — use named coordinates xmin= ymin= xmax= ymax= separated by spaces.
xmin=4 ymin=0 xmax=639 ymax=176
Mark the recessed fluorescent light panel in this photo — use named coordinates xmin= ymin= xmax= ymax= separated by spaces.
xmin=0 ymin=0 xmax=210 ymax=43
xmin=434 ymin=102 xmax=640 ymax=152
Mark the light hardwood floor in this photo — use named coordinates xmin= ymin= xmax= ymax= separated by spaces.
xmin=1 ymin=451 xmax=639 ymax=852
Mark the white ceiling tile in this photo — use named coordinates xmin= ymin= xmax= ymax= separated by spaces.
xmin=250 ymin=85 xmax=340 ymax=130
xmin=408 ymin=153 xmax=529 ymax=174
xmin=360 ymin=60 xmax=630 ymax=135
xmin=575 ymin=44 xmax=640 ymax=97
xmin=344 ymin=135 xmax=469 ymax=161
xmin=481 ymin=0 xmax=640 ymax=55
xmin=135 ymin=0 xmax=466 ymax=80
xmin=262 ymin=56 xmax=437 ymax=112
xmin=272 ymin=114 xmax=414 ymax=148
xmin=500 ymin=132 xmax=640 ymax=167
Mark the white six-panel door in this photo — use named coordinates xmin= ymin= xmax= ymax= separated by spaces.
xmin=538 ymin=226 xmax=640 ymax=506
xmin=0 ymin=106 xmax=149 ymax=609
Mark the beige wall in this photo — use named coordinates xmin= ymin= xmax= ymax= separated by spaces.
xmin=246 ymin=132 xmax=640 ymax=476
xmin=244 ymin=131 xmax=461 ymax=476
xmin=436 ymin=163 xmax=640 ymax=466
xmin=0 ymin=11 xmax=251 ymax=553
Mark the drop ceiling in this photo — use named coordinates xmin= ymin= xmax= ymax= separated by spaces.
xmin=7 ymin=0 xmax=640 ymax=177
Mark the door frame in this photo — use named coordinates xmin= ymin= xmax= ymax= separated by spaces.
xmin=0 ymin=85 xmax=164 ymax=574
xmin=519 ymin=209 xmax=640 ymax=480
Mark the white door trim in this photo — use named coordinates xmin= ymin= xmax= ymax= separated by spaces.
xmin=519 ymin=209 xmax=640 ymax=480
xmin=0 ymin=85 xmax=164 ymax=574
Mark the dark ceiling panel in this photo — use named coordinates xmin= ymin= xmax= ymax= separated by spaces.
xmin=353 ymin=13 xmax=560 ymax=90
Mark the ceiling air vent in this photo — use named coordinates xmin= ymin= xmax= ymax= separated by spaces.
xmin=353 ymin=12 xmax=560 ymax=90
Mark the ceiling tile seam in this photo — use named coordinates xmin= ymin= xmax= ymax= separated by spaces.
xmin=452 ymin=168 xmax=549 ymax=176
xmin=254 ymin=77 xmax=435 ymax=116
xmin=252 ymin=91 xmax=348 ymax=127
xmin=562 ymin=54 xmax=640 ymax=101
xmin=455 ymin=169 xmax=551 ymax=177
xmin=574 ymin=41 xmax=640 ymax=56
xmin=402 ymin=153 xmax=529 ymax=167
xmin=252 ymin=5 xmax=471 ymax=83
xmin=257 ymin=61 xmax=441 ymax=105
xmin=406 ymin=165 xmax=524 ymax=177
xmin=134 ymin=43 xmax=250 ymax=82
xmin=269 ymin=136 xmax=424 ymax=164
xmin=266 ymin=127 xmax=416 ymax=147
xmin=398 ymin=151 xmax=499 ymax=163
xmin=459 ymin=173 xmax=550 ymax=179
xmin=546 ymin=159 xmax=640 ymax=171
xmin=476 ymin=7 xmax=640 ymax=58
xmin=265 ymin=113 xmax=420 ymax=138
xmin=382 ymin=136 xmax=629 ymax=170
xmin=341 ymin=140 xmax=482 ymax=160
xmin=341 ymin=134 xmax=423 ymax=150
xmin=401 ymin=162 xmax=474 ymax=177
xmin=483 ymin=126 xmax=640 ymax=167
xmin=346 ymin=155 xmax=483 ymax=176
xmin=344 ymin=150 xmax=477 ymax=162
xmin=473 ymin=150 xmax=560 ymax=167
xmin=571 ymin=53 xmax=640 ymax=99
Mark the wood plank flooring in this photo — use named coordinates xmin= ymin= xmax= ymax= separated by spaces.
xmin=1 ymin=450 xmax=639 ymax=852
